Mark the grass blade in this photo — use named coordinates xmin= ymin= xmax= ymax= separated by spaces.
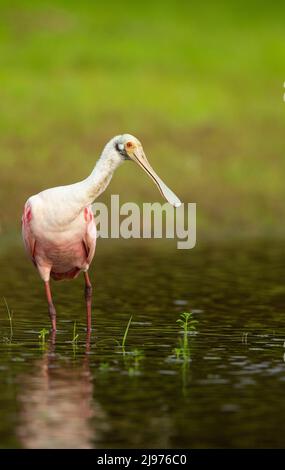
xmin=71 ymin=321 xmax=79 ymax=344
xmin=3 ymin=297 xmax=13 ymax=341
xmin=122 ymin=315 xmax=133 ymax=350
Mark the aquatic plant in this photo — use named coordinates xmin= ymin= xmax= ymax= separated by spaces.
xmin=99 ymin=362 xmax=111 ymax=373
xmin=171 ymin=312 xmax=199 ymax=394
xmin=173 ymin=337 xmax=191 ymax=362
xmin=174 ymin=347 xmax=182 ymax=360
xmin=38 ymin=328 xmax=49 ymax=348
xmin=71 ymin=321 xmax=79 ymax=344
xmin=127 ymin=348 xmax=144 ymax=376
xmin=176 ymin=312 xmax=198 ymax=334
xmin=3 ymin=297 xmax=13 ymax=342
xmin=122 ymin=315 xmax=133 ymax=350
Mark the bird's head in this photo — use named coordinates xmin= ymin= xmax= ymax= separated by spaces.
xmin=113 ymin=134 xmax=181 ymax=207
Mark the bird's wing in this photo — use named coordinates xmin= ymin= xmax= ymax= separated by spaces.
xmin=83 ymin=208 xmax=97 ymax=266
xmin=22 ymin=202 xmax=36 ymax=264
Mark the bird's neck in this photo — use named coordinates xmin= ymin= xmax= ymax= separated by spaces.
xmin=76 ymin=147 xmax=122 ymax=207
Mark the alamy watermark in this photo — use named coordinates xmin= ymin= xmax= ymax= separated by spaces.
xmin=92 ymin=195 xmax=196 ymax=249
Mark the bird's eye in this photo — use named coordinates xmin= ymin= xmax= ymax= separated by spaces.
xmin=116 ymin=144 xmax=124 ymax=153
xmin=126 ymin=141 xmax=133 ymax=149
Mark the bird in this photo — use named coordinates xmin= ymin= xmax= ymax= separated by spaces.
xmin=22 ymin=134 xmax=181 ymax=331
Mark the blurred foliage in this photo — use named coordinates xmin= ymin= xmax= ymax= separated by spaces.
xmin=0 ymin=0 xmax=284 ymax=237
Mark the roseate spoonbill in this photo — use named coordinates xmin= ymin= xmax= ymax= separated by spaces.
xmin=22 ymin=134 xmax=181 ymax=331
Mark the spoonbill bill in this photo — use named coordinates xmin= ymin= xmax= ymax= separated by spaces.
xmin=22 ymin=134 xmax=181 ymax=331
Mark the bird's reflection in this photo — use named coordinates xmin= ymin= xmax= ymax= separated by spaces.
xmin=17 ymin=330 xmax=106 ymax=449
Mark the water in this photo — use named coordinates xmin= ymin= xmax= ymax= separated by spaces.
xmin=0 ymin=238 xmax=285 ymax=448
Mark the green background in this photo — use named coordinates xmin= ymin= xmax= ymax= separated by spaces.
xmin=0 ymin=0 xmax=284 ymax=238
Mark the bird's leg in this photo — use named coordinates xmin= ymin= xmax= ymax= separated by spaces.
xmin=84 ymin=271 xmax=92 ymax=331
xmin=44 ymin=281 xmax=57 ymax=331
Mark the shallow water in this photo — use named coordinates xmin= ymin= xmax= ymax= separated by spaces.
xmin=0 ymin=238 xmax=285 ymax=448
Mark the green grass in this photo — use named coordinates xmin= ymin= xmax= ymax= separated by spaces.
xmin=38 ymin=327 xmax=49 ymax=348
xmin=71 ymin=321 xmax=79 ymax=344
xmin=3 ymin=297 xmax=13 ymax=342
xmin=121 ymin=315 xmax=133 ymax=351
xmin=0 ymin=0 xmax=284 ymax=237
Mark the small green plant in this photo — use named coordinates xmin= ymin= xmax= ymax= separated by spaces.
xmin=99 ymin=362 xmax=111 ymax=373
xmin=174 ymin=347 xmax=181 ymax=360
xmin=122 ymin=315 xmax=133 ymax=350
xmin=176 ymin=312 xmax=198 ymax=333
xmin=172 ymin=312 xmax=199 ymax=395
xmin=71 ymin=321 xmax=79 ymax=344
xmin=127 ymin=349 xmax=144 ymax=376
xmin=38 ymin=328 xmax=49 ymax=348
xmin=172 ymin=336 xmax=191 ymax=394
xmin=175 ymin=338 xmax=190 ymax=360
xmin=3 ymin=297 xmax=13 ymax=342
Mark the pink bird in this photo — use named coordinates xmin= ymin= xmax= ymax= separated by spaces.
xmin=22 ymin=134 xmax=181 ymax=331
